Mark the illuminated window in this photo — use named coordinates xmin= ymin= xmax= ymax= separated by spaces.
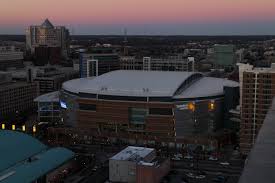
xmin=1 ymin=124 xmax=5 ymax=130
xmin=187 ymin=102 xmax=195 ymax=112
xmin=209 ymin=100 xmax=215 ymax=111
xmin=12 ymin=125 xmax=15 ymax=131
xmin=33 ymin=125 xmax=36 ymax=133
xmin=22 ymin=125 xmax=26 ymax=132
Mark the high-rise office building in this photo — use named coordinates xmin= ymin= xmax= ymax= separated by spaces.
xmin=238 ymin=63 xmax=275 ymax=154
xmin=26 ymin=19 xmax=70 ymax=59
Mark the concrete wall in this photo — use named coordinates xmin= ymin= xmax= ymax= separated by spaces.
xmin=136 ymin=159 xmax=170 ymax=183
xmin=109 ymin=159 xmax=136 ymax=183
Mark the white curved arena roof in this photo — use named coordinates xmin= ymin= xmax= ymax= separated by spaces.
xmin=62 ymin=70 xmax=238 ymax=99
xmin=173 ymin=77 xmax=239 ymax=99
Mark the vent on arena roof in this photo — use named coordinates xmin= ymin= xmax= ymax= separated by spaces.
xmin=101 ymin=87 xmax=108 ymax=91
xmin=142 ymin=88 xmax=149 ymax=92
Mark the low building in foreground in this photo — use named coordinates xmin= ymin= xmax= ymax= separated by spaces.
xmin=109 ymin=146 xmax=170 ymax=183
xmin=0 ymin=130 xmax=74 ymax=183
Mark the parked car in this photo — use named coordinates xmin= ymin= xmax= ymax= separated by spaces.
xmin=196 ymin=175 xmax=206 ymax=179
xmin=172 ymin=154 xmax=183 ymax=161
xmin=172 ymin=156 xmax=181 ymax=161
xmin=92 ymin=165 xmax=98 ymax=172
xmin=184 ymin=155 xmax=193 ymax=160
xmin=209 ymin=156 xmax=218 ymax=161
xmin=220 ymin=161 xmax=230 ymax=166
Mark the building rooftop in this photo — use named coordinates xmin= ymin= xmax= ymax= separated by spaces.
xmin=238 ymin=63 xmax=275 ymax=73
xmin=34 ymin=91 xmax=59 ymax=103
xmin=41 ymin=19 xmax=54 ymax=28
xmin=0 ymin=130 xmax=74 ymax=183
xmin=173 ymin=77 xmax=239 ymax=99
xmin=110 ymin=146 xmax=154 ymax=161
xmin=62 ymin=70 xmax=238 ymax=99
xmin=238 ymin=98 xmax=275 ymax=183
xmin=9 ymin=66 xmax=77 ymax=80
xmin=0 ymin=81 xmax=34 ymax=91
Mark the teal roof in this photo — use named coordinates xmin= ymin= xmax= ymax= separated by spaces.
xmin=0 ymin=130 xmax=74 ymax=183
xmin=0 ymin=148 xmax=74 ymax=183
xmin=0 ymin=130 xmax=47 ymax=172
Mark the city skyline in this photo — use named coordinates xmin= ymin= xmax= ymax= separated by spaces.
xmin=1 ymin=0 xmax=275 ymax=35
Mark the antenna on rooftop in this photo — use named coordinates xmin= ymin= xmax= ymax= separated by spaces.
xmin=123 ymin=28 xmax=128 ymax=43
xmin=123 ymin=28 xmax=128 ymax=56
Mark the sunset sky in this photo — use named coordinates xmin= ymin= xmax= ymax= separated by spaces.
xmin=1 ymin=0 xmax=275 ymax=35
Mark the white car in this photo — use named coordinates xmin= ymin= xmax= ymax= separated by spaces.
xmin=220 ymin=161 xmax=230 ymax=166
xmin=172 ymin=156 xmax=181 ymax=161
xmin=176 ymin=153 xmax=183 ymax=158
xmin=172 ymin=153 xmax=183 ymax=161
xmin=184 ymin=155 xmax=193 ymax=160
xmin=195 ymin=175 xmax=206 ymax=179
xmin=186 ymin=173 xmax=206 ymax=179
xmin=92 ymin=165 xmax=98 ymax=171
xmin=186 ymin=173 xmax=195 ymax=178
xmin=209 ymin=156 xmax=218 ymax=161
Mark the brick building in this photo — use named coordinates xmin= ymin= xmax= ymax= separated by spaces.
xmin=238 ymin=63 xmax=275 ymax=154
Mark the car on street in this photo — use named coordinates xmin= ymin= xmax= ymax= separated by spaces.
xmin=220 ymin=161 xmax=230 ymax=166
xmin=92 ymin=165 xmax=98 ymax=172
xmin=171 ymin=156 xmax=181 ymax=161
xmin=172 ymin=154 xmax=183 ymax=161
xmin=184 ymin=155 xmax=193 ymax=160
xmin=209 ymin=156 xmax=218 ymax=161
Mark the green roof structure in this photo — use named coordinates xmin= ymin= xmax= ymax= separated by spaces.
xmin=0 ymin=130 xmax=74 ymax=183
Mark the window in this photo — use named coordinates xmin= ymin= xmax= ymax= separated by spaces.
xmin=129 ymin=108 xmax=148 ymax=124
xmin=149 ymin=108 xmax=173 ymax=116
xmin=79 ymin=103 xmax=96 ymax=111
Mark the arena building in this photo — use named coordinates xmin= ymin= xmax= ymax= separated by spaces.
xmin=58 ymin=70 xmax=239 ymax=149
